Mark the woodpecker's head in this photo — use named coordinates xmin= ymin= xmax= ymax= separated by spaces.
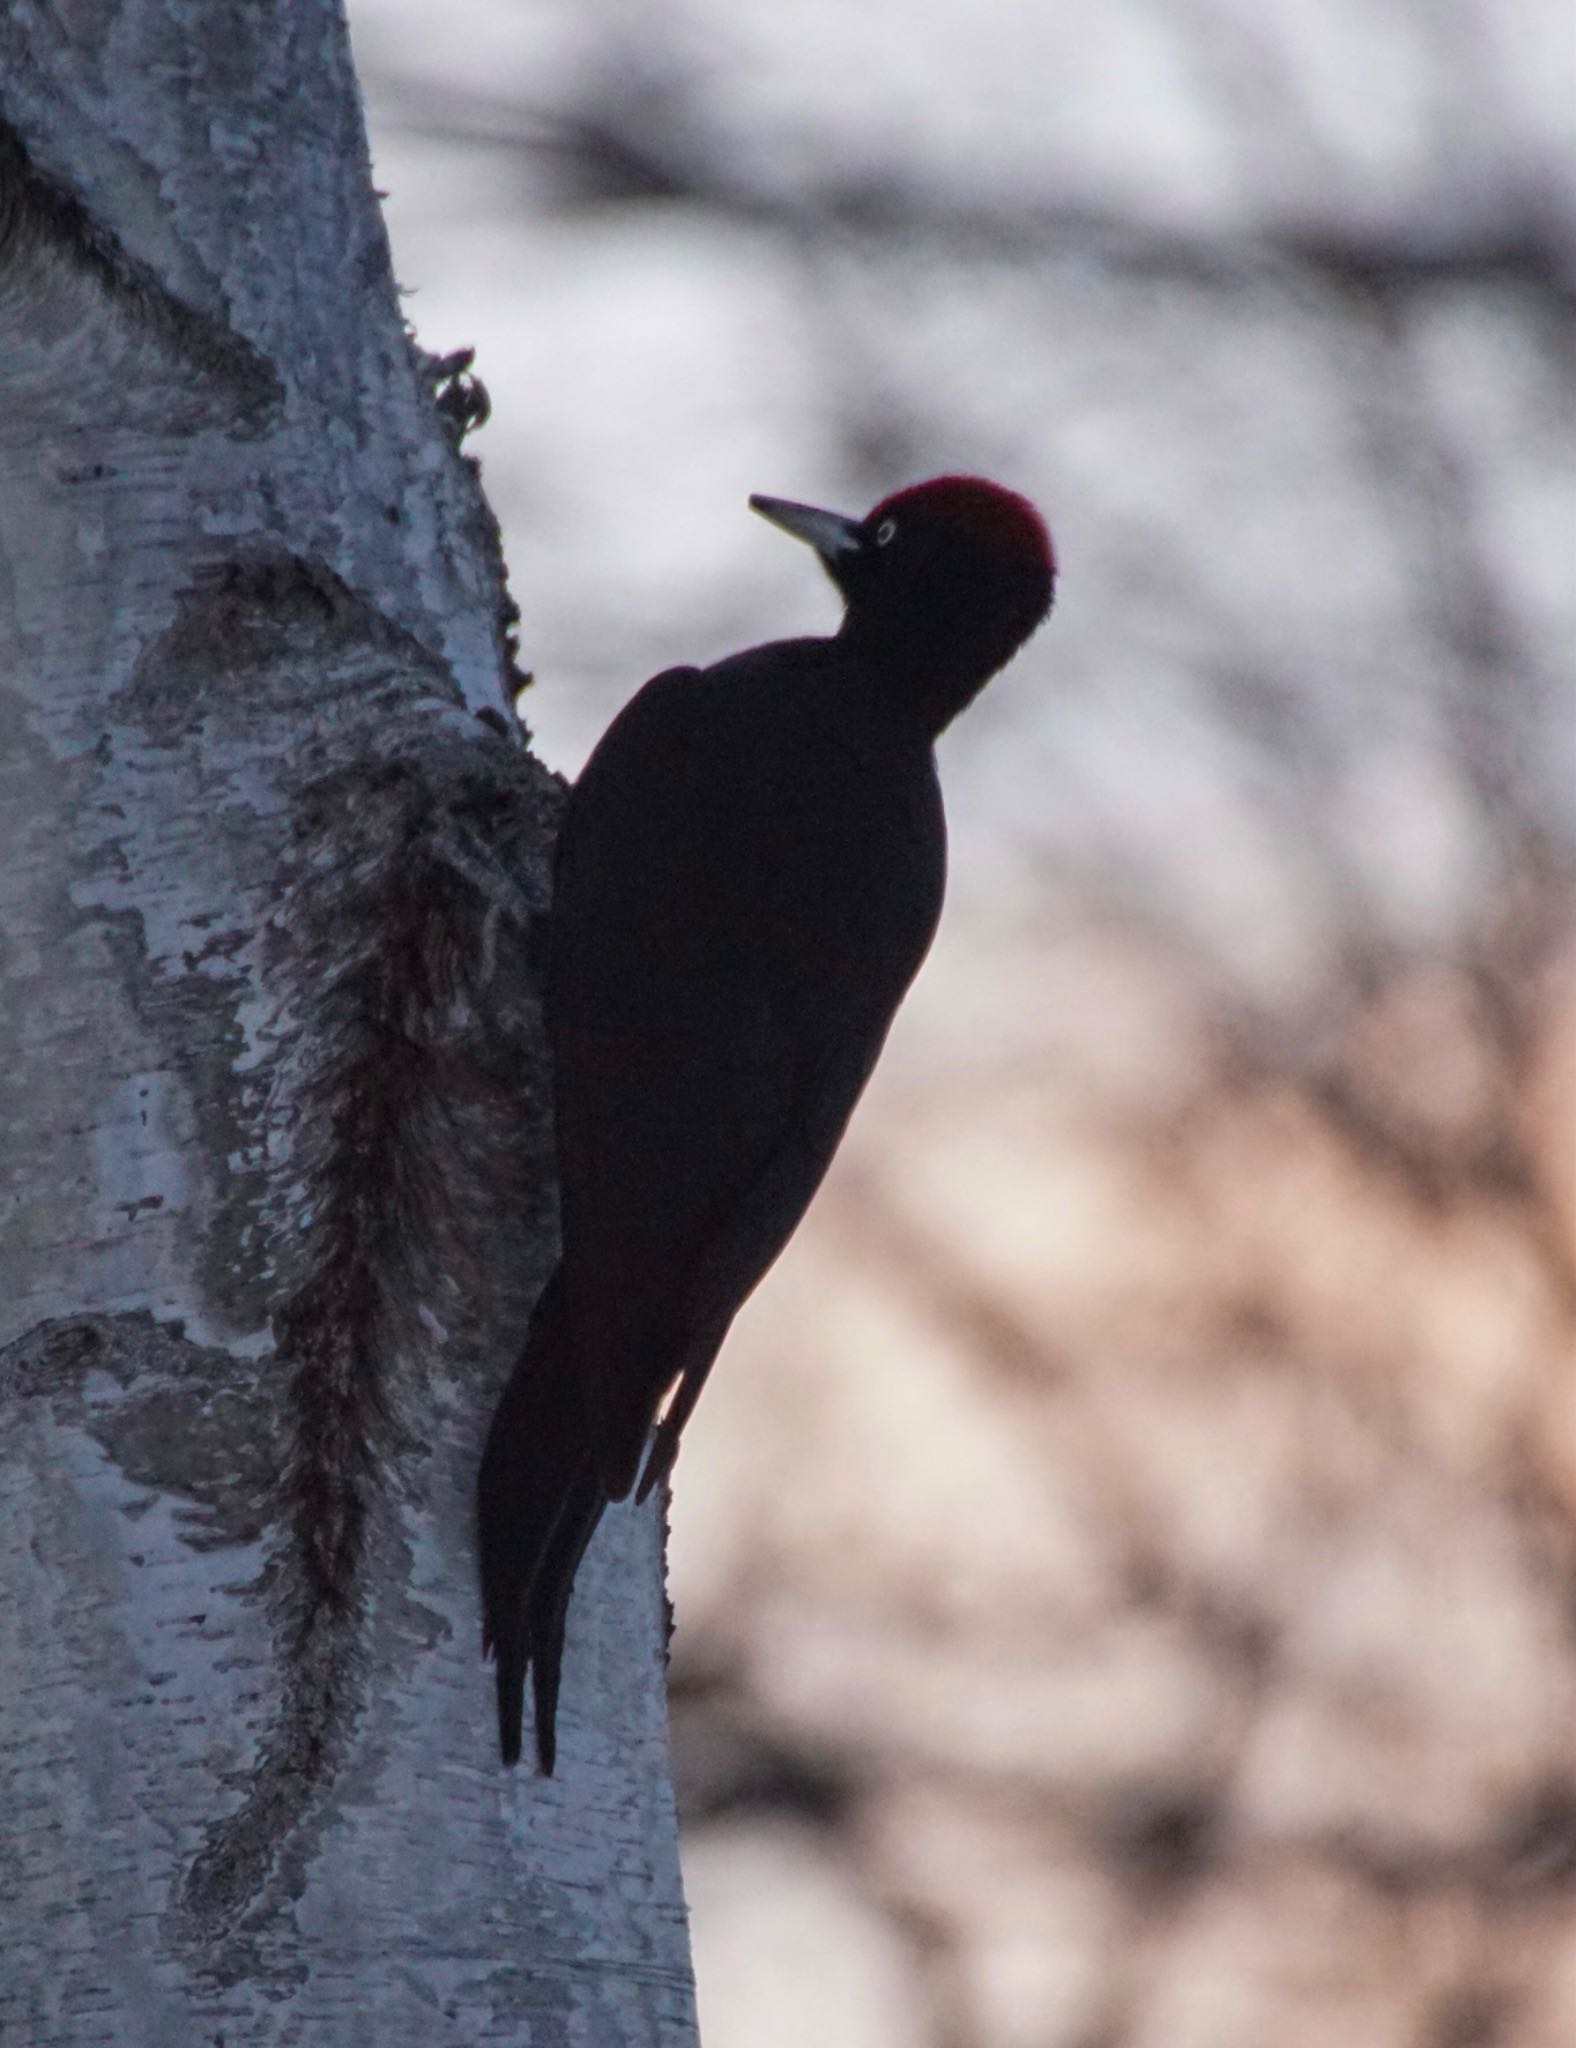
xmin=749 ymin=474 xmax=1055 ymax=731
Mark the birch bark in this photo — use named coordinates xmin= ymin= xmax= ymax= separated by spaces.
xmin=0 ymin=5 xmax=694 ymax=2040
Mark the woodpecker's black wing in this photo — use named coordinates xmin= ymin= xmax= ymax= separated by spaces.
xmin=548 ymin=641 xmax=948 ymax=1501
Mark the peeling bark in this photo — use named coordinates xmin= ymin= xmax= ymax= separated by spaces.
xmin=0 ymin=8 xmax=695 ymax=2041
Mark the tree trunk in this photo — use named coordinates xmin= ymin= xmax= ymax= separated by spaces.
xmin=0 ymin=6 xmax=695 ymax=2040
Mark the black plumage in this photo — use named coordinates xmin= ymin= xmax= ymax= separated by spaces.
xmin=478 ymin=476 xmax=1055 ymax=1769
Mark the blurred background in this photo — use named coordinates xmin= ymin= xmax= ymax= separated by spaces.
xmin=350 ymin=2 xmax=1576 ymax=2040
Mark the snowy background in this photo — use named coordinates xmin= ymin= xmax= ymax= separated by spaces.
xmin=348 ymin=2 xmax=1576 ymax=2041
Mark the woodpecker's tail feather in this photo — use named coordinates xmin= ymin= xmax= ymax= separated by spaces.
xmin=526 ymin=1472 xmax=605 ymax=1774
xmin=477 ymin=1270 xmax=605 ymax=1771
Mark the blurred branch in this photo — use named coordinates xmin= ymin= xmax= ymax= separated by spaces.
xmin=368 ymin=68 xmax=1576 ymax=308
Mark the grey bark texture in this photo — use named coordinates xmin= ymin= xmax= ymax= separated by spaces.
xmin=0 ymin=4 xmax=696 ymax=2042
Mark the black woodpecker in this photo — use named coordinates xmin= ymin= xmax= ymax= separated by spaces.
xmin=478 ymin=475 xmax=1056 ymax=1769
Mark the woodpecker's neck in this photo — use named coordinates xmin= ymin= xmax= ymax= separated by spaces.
xmin=836 ymin=610 xmax=1006 ymax=739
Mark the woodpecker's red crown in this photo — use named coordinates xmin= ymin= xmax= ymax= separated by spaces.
xmin=865 ymin=474 xmax=1056 ymax=590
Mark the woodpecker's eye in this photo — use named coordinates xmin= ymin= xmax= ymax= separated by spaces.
xmin=874 ymin=518 xmax=897 ymax=547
